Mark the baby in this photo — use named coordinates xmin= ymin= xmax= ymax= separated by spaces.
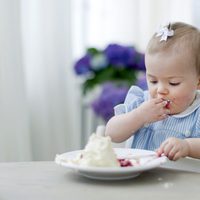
xmin=105 ymin=22 xmax=200 ymax=161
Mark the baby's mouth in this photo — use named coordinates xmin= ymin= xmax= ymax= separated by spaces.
xmin=162 ymin=99 xmax=171 ymax=109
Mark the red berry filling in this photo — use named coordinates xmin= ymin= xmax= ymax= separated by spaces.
xmin=118 ymin=159 xmax=133 ymax=167
xmin=162 ymin=99 xmax=171 ymax=109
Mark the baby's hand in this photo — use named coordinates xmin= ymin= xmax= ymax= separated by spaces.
xmin=156 ymin=137 xmax=190 ymax=161
xmin=138 ymin=98 xmax=170 ymax=124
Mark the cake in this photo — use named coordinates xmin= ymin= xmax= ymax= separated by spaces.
xmin=74 ymin=134 xmax=120 ymax=167
xmin=56 ymin=133 xmax=139 ymax=168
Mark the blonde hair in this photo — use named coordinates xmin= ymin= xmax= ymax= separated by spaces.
xmin=146 ymin=22 xmax=200 ymax=75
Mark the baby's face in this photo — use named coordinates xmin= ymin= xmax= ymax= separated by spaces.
xmin=145 ymin=51 xmax=200 ymax=115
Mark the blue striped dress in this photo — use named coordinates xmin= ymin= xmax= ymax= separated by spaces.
xmin=114 ymin=86 xmax=200 ymax=151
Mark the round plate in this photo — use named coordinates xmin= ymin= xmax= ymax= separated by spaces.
xmin=55 ymin=148 xmax=167 ymax=180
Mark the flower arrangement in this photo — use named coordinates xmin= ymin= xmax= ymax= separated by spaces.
xmin=74 ymin=43 xmax=147 ymax=121
xmin=91 ymin=76 xmax=147 ymax=122
xmin=91 ymin=83 xmax=129 ymax=122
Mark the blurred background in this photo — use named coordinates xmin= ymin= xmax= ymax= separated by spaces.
xmin=0 ymin=0 xmax=199 ymax=161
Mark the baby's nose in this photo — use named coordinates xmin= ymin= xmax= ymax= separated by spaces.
xmin=157 ymin=84 xmax=168 ymax=95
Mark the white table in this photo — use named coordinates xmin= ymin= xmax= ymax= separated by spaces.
xmin=0 ymin=159 xmax=200 ymax=200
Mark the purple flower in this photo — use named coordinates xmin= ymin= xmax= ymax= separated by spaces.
xmin=74 ymin=54 xmax=91 ymax=75
xmin=135 ymin=73 xmax=148 ymax=90
xmin=73 ymin=44 xmax=147 ymax=121
xmin=91 ymin=83 xmax=129 ymax=122
xmin=135 ymin=53 xmax=146 ymax=71
xmin=90 ymin=53 xmax=108 ymax=70
xmin=104 ymin=44 xmax=137 ymax=68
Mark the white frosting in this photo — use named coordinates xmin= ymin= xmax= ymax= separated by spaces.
xmin=76 ymin=134 xmax=120 ymax=167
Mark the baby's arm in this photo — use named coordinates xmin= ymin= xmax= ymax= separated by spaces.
xmin=157 ymin=138 xmax=200 ymax=160
xmin=105 ymin=98 xmax=169 ymax=143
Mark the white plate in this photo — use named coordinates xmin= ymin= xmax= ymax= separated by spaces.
xmin=55 ymin=148 xmax=167 ymax=180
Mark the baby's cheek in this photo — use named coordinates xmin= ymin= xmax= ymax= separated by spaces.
xmin=175 ymin=95 xmax=194 ymax=108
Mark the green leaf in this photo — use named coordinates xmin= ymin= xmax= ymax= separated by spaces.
xmin=87 ymin=48 xmax=100 ymax=56
xmin=82 ymin=67 xmax=138 ymax=95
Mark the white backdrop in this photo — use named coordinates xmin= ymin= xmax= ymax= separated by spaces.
xmin=0 ymin=0 xmax=199 ymax=161
xmin=0 ymin=0 xmax=81 ymax=161
xmin=83 ymin=0 xmax=194 ymax=51
xmin=0 ymin=0 xmax=32 ymax=161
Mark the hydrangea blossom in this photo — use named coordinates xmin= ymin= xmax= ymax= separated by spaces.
xmin=135 ymin=73 xmax=148 ymax=90
xmin=74 ymin=43 xmax=147 ymax=121
xmin=91 ymin=76 xmax=147 ymax=122
xmin=91 ymin=83 xmax=129 ymax=122
xmin=74 ymin=54 xmax=91 ymax=75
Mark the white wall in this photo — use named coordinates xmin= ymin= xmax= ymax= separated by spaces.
xmin=82 ymin=0 xmax=194 ymax=51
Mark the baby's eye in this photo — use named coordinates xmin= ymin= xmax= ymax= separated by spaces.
xmin=169 ymin=82 xmax=180 ymax=86
xmin=149 ymin=80 xmax=157 ymax=84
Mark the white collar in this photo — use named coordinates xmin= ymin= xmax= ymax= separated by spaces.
xmin=172 ymin=90 xmax=200 ymax=118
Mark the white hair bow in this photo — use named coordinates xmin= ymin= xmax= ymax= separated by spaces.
xmin=156 ymin=24 xmax=174 ymax=42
